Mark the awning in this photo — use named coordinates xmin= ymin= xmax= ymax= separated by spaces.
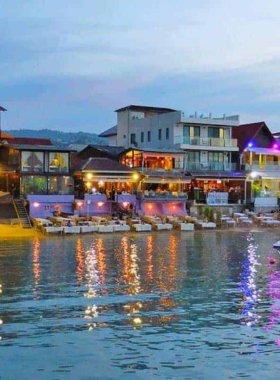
xmin=252 ymin=171 xmax=280 ymax=180
xmin=83 ymin=176 xmax=137 ymax=183
xmin=247 ymin=147 xmax=280 ymax=156
xmin=143 ymin=177 xmax=191 ymax=184
xmin=187 ymin=171 xmax=247 ymax=179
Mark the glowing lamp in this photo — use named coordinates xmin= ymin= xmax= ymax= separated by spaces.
xmin=217 ymin=180 xmax=222 ymax=184
xmin=251 ymin=171 xmax=258 ymax=179
xmin=122 ymin=202 xmax=129 ymax=207
xmin=97 ymin=202 xmax=104 ymax=207
xmin=132 ymin=173 xmax=139 ymax=180
xmin=33 ymin=202 xmax=40 ymax=208
xmin=172 ymin=205 xmax=176 ymax=209
xmin=86 ymin=182 xmax=91 ymax=188
xmin=148 ymin=205 xmax=152 ymax=210
xmin=98 ymin=180 xmax=104 ymax=186
xmin=248 ymin=142 xmax=253 ymax=147
xmin=273 ymin=143 xmax=278 ymax=149
xmin=77 ymin=201 xmax=83 ymax=207
xmin=87 ymin=173 xmax=93 ymax=179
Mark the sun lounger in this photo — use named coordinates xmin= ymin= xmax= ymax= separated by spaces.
xmin=98 ymin=225 xmax=114 ymax=233
xmin=113 ymin=225 xmax=131 ymax=232
xmin=180 ymin=223 xmax=194 ymax=231
xmin=155 ymin=223 xmax=173 ymax=231
xmin=44 ymin=226 xmax=63 ymax=234
xmin=80 ymin=226 xmax=98 ymax=233
xmin=133 ymin=224 xmax=152 ymax=232
xmin=63 ymin=226 xmax=80 ymax=234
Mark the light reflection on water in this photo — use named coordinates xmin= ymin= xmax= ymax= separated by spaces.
xmin=1 ymin=231 xmax=280 ymax=379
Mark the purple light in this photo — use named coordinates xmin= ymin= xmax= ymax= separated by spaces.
xmin=248 ymin=142 xmax=253 ymax=147
xmin=273 ymin=143 xmax=278 ymax=149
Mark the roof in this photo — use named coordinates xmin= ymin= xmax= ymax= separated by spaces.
xmin=0 ymin=137 xmax=53 ymax=146
xmin=121 ymin=147 xmax=185 ymax=155
xmin=247 ymin=147 xmax=280 ymax=156
xmin=232 ymin=122 xmax=269 ymax=152
xmin=0 ymin=132 xmax=13 ymax=139
xmin=0 ymin=106 xmax=7 ymax=112
xmin=187 ymin=170 xmax=247 ymax=179
xmin=88 ymin=145 xmax=125 ymax=156
xmin=81 ymin=158 xmax=133 ymax=172
xmin=98 ymin=125 xmax=117 ymax=137
xmin=3 ymin=143 xmax=74 ymax=152
xmin=115 ymin=105 xmax=177 ymax=113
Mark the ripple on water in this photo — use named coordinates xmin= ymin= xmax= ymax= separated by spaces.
xmin=0 ymin=231 xmax=280 ymax=379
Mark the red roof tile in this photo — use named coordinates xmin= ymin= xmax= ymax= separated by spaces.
xmin=0 ymin=137 xmax=53 ymax=146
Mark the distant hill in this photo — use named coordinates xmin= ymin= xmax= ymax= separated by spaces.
xmin=3 ymin=129 xmax=106 ymax=146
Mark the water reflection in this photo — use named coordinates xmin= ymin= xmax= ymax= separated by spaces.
xmin=240 ymin=234 xmax=261 ymax=327
xmin=1 ymin=232 xmax=280 ymax=379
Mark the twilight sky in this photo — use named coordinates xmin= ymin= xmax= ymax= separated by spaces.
xmin=1 ymin=0 xmax=280 ymax=133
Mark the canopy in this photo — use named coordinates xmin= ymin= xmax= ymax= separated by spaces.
xmin=143 ymin=177 xmax=191 ymax=184
xmin=247 ymin=147 xmax=280 ymax=156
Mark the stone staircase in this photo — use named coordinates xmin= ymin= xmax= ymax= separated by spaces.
xmin=13 ymin=199 xmax=32 ymax=229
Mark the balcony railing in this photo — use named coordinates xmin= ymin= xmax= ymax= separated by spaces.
xmin=185 ymin=162 xmax=237 ymax=171
xmin=245 ymin=162 xmax=280 ymax=171
xmin=175 ymin=136 xmax=238 ymax=147
xmin=141 ymin=168 xmax=184 ymax=175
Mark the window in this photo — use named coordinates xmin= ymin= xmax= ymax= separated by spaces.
xmin=158 ymin=129 xmax=162 ymax=140
xmin=166 ymin=128 xmax=169 ymax=140
xmin=48 ymin=152 xmax=69 ymax=173
xmin=21 ymin=151 xmax=44 ymax=173
xmin=48 ymin=176 xmax=73 ymax=195
xmin=183 ymin=126 xmax=200 ymax=144
xmin=183 ymin=126 xmax=200 ymax=137
xmin=21 ymin=176 xmax=47 ymax=195
xmin=148 ymin=131 xmax=151 ymax=142
xmin=208 ymin=127 xmax=229 ymax=139
xmin=141 ymin=132 xmax=144 ymax=143
xmin=130 ymin=133 xmax=136 ymax=144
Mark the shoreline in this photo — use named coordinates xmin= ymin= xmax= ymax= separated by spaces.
xmin=0 ymin=224 xmax=39 ymax=239
xmin=0 ymin=223 xmax=277 ymax=241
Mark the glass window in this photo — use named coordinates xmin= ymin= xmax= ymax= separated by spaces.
xmin=21 ymin=151 xmax=43 ymax=173
xmin=148 ymin=131 xmax=151 ymax=142
xmin=158 ymin=129 xmax=162 ymax=140
xmin=141 ymin=132 xmax=144 ymax=143
xmin=48 ymin=152 xmax=69 ymax=173
xmin=166 ymin=128 xmax=169 ymax=139
xmin=188 ymin=151 xmax=200 ymax=162
xmin=130 ymin=134 xmax=136 ymax=144
xmin=183 ymin=126 xmax=200 ymax=137
xmin=48 ymin=176 xmax=74 ymax=195
xmin=21 ymin=176 xmax=47 ymax=195
xmin=208 ymin=127 xmax=220 ymax=138
xmin=224 ymin=128 xmax=230 ymax=139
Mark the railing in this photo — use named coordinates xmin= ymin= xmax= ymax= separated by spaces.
xmin=174 ymin=136 xmax=238 ymax=147
xmin=185 ymin=162 xmax=237 ymax=171
xmin=142 ymin=192 xmax=188 ymax=200
xmin=141 ymin=168 xmax=184 ymax=175
xmin=245 ymin=162 xmax=280 ymax=171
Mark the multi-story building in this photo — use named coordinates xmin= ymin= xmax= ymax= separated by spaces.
xmin=113 ymin=105 xmax=239 ymax=172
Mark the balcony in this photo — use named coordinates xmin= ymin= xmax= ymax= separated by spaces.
xmin=175 ymin=136 xmax=238 ymax=150
xmin=185 ymin=162 xmax=237 ymax=171
xmin=245 ymin=162 xmax=280 ymax=171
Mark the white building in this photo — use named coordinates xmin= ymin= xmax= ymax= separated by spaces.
xmin=112 ymin=105 xmax=240 ymax=171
